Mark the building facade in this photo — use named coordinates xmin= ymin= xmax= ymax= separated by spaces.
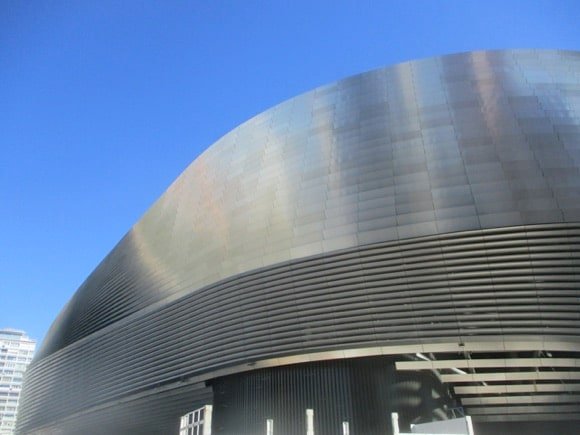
xmin=0 ymin=330 xmax=35 ymax=435
xmin=17 ymin=50 xmax=580 ymax=434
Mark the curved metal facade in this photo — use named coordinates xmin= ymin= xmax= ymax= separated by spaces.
xmin=18 ymin=50 xmax=580 ymax=434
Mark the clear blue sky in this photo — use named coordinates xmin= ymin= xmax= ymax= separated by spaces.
xmin=1 ymin=1 xmax=579 ymax=344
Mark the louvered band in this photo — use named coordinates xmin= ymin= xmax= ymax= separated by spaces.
xmin=17 ymin=223 xmax=580 ymax=432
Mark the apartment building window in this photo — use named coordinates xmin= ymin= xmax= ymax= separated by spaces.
xmin=179 ymin=405 xmax=212 ymax=435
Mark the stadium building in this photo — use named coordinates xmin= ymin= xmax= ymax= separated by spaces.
xmin=17 ymin=50 xmax=580 ymax=435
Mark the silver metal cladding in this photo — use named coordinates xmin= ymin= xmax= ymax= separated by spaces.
xmin=17 ymin=50 xmax=580 ymax=435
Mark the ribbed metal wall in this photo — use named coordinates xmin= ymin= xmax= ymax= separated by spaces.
xmin=17 ymin=50 xmax=580 ymax=434
xmin=36 ymin=49 xmax=580 ymax=359
xmin=20 ymin=380 xmax=212 ymax=435
xmin=211 ymin=357 xmax=454 ymax=435
xmin=18 ymin=224 xmax=580 ymax=433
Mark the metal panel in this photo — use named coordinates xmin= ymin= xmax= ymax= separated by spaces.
xmin=454 ymin=384 xmax=580 ymax=395
xmin=396 ymin=358 xmax=580 ymax=370
xmin=441 ymin=371 xmax=580 ymax=383
xmin=462 ymin=395 xmax=580 ymax=406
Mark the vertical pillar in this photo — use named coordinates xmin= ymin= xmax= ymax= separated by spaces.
xmin=391 ymin=412 xmax=399 ymax=435
xmin=266 ymin=419 xmax=274 ymax=435
xmin=466 ymin=416 xmax=474 ymax=435
xmin=306 ymin=409 xmax=314 ymax=435
xmin=203 ymin=405 xmax=213 ymax=435
xmin=342 ymin=421 xmax=350 ymax=435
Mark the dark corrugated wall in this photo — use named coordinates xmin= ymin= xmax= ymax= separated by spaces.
xmin=211 ymin=357 xmax=455 ymax=435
